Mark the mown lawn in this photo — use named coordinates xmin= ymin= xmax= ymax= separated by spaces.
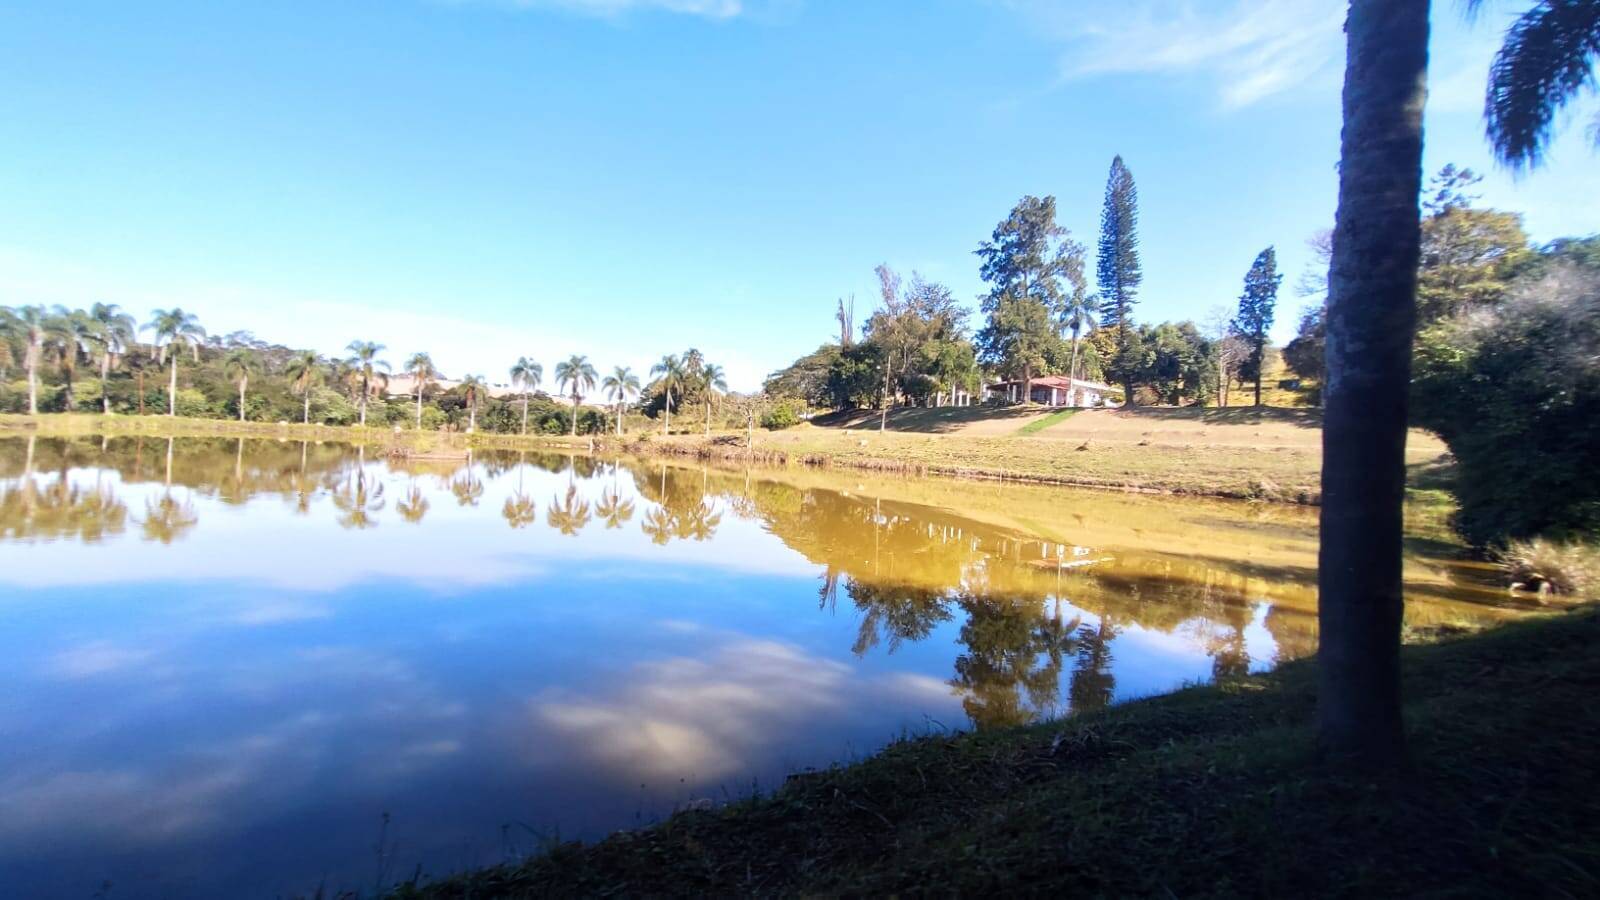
xmin=393 ymin=610 xmax=1599 ymax=898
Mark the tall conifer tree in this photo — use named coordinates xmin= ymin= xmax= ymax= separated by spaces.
xmin=1233 ymin=246 xmax=1281 ymax=407
xmin=1097 ymin=156 xmax=1142 ymax=403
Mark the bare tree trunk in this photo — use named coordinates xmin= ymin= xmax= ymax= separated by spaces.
xmin=617 ymin=402 xmax=624 ymax=436
xmin=303 ymin=391 xmax=311 ymax=425
xmin=168 ymin=357 xmax=178 ymax=416
xmin=522 ymin=395 xmax=530 ymax=436
xmin=664 ymin=392 xmax=671 ymax=436
xmin=238 ymin=378 xmax=247 ymax=422
xmin=101 ymin=354 xmax=112 ymax=414
xmin=570 ymin=394 xmax=578 ymax=436
xmin=359 ymin=378 xmax=368 ymax=427
xmin=1255 ymin=346 xmax=1264 ymax=407
xmin=1318 ymin=0 xmax=1427 ymax=771
xmin=880 ymin=363 xmax=890 ymax=431
xmin=416 ymin=388 xmax=423 ymax=429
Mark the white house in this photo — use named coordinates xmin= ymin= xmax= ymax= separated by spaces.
xmin=984 ymin=375 xmax=1118 ymax=408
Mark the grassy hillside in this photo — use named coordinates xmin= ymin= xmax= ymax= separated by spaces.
xmin=393 ymin=610 xmax=1599 ymax=898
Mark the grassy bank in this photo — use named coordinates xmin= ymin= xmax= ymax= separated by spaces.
xmin=4 ymin=409 xmax=1452 ymax=505
xmin=394 ymin=610 xmax=1598 ymax=898
xmin=632 ymin=407 xmax=1451 ymax=504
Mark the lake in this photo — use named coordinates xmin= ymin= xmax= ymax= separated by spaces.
xmin=0 ymin=435 xmax=1510 ymax=898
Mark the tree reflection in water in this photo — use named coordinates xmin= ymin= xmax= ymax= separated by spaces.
xmin=0 ymin=438 xmax=1497 ymax=733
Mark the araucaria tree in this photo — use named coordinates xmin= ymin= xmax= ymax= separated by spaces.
xmin=1317 ymin=0 xmax=1428 ymax=770
xmin=1232 ymin=247 xmax=1281 ymax=407
xmin=975 ymin=195 xmax=1082 ymax=405
xmin=1097 ymin=155 xmax=1143 ymax=404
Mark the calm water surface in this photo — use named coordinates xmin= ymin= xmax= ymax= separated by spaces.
xmin=0 ymin=435 xmax=1510 ymax=898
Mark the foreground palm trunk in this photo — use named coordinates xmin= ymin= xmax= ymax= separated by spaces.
xmin=26 ymin=348 xmax=39 ymax=415
xmin=101 ymin=355 xmax=112 ymax=414
xmin=168 ymin=358 xmax=178 ymax=416
xmin=1318 ymin=0 xmax=1428 ymax=770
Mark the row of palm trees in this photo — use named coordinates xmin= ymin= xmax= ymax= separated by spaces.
xmin=4 ymin=304 xmax=735 ymax=435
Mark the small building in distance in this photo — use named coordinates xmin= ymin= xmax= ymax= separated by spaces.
xmin=984 ymin=375 xmax=1118 ymax=408
xmin=384 ymin=374 xmax=522 ymax=401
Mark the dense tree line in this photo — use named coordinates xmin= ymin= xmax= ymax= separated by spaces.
xmin=0 ymin=307 xmax=741 ymax=436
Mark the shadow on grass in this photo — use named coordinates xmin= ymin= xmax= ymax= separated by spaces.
xmin=812 ymin=406 xmax=1044 ymax=434
xmin=1113 ymin=404 xmax=1326 ymax=429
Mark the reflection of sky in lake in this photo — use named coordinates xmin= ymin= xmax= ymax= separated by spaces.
xmin=0 ymin=437 xmax=1483 ymax=898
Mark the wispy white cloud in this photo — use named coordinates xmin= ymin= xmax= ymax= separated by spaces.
xmin=451 ymin=0 xmax=745 ymax=20
xmin=1001 ymin=0 xmax=1347 ymax=108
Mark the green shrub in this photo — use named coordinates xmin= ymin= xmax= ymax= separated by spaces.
xmin=1412 ymin=263 xmax=1600 ymax=545
xmin=762 ymin=400 xmax=803 ymax=430
xmin=173 ymin=388 xmax=211 ymax=417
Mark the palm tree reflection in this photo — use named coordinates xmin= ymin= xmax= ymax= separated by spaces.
xmin=547 ymin=484 xmax=592 ymax=536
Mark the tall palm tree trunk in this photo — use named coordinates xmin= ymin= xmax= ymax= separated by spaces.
xmin=25 ymin=341 xmax=39 ymax=415
xmin=704 ymin=399 xmax=711 ymax=436
xmin=1317 ymin=0 xmax=1428 ymax=771
xmin=570 ymin=393 xmax=579 ymax=436
xmin=521 ymin=395 xmax=530 ymax=436
xmin=415 ymin=388 xmax=423 ymax=429
xmin=303 ymin=391 xmax=311 ymax=425
xmin=616 ymin=403 xmax=623 ymax=436
xmin=101 ymin=354 xmax=112 ymax=414
xmin=238 ymin=377 xmax=247 ymax=422
xmin=359 ymin=377 xmax=368 ymax=427
xmin=168 ymin=357 xmax=178 ymax=416
xmin=1068 ymin=331 xmax=1081 ymax=407
xmin=663 ymin=393 xmax=671 ymax=436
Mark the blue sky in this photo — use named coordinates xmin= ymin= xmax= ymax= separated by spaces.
xmin=2 ymin=0 xmax=1595 ymax=390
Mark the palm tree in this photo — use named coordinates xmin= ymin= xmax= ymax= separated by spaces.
xmin=284 ymin=350 xmax=324 ymax=425
xmin=1470 ymin=0 xmax=1600 ymax=171
xmin=698 ymin=363 xmax=727 ymax=436
xmin=554 ymin=355 xmax=598 ymax=437
xmin=1316 ymin=0 xmax=1429 ymax=770
xmin=144 ymin=308 xmax=206 ymax=417
xmin=460 ymin=374 xmax=489 ymax=431
xmin=223 ymin=349 xmax=255 ymax=422
xmin=2 ymin=306 xmax=52 ymax=414
xmin=345 ymin=340 xmax=390 ymax=427
xmin=404 ymin=352 xmax=438 ymax=429
xmin=88 ymin=303 xmax=136 ymax=414
xmin=48 ymin=308 xmax=94 ymax=412
xmin=510 ymin=357 xmax=544 ymax=436
xmin=650 ymin=354 xmax=686 ymax=436
xmin=1060 ymin=291 xmax=1101 ymax=399
xmin=602 ymin=366 xmax=641 ymax=436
